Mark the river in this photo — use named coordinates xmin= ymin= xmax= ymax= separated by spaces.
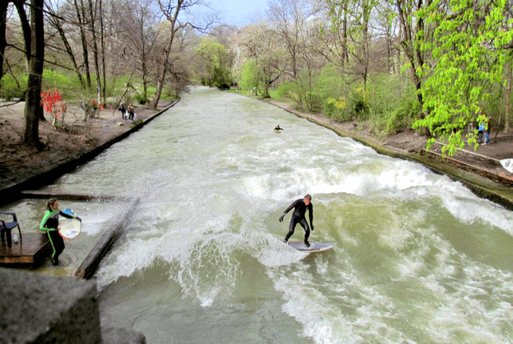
xmin=22 ymin=87 xmax=513 ymax=342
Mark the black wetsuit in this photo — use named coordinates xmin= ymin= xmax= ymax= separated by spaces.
xmin=283 ymin=199 xmax=313 ymax=242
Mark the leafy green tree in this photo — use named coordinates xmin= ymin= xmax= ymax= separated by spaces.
xmin=239 ymin=60 xmax=259 ymax=92
xmin=235 ymin=23 xmax=284 ymax=98
xmin=194 ymin=37 xmax=231 ymax=87
xmin=414 ymin=0 xmax=513 ymax=156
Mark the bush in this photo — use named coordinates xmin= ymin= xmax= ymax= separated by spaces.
xmin=239 ymin=60 xmax=259 ymax=93
xmin=0 ymin=75 xmax=27 ymax=100
xmin=42 ymin=70 xmax=84 ymax=98
xmin=348 ymin=87 xmax=370 ymax=120
xmin=385 ymin=98 xmax=420 ymax=134
xmin=276 ymin=82 xmax=296 ymax=99
xmin=322 ymin=96 xmax=351 ymax=121
xmin=134 ymin=93 xmax=149 ymax=105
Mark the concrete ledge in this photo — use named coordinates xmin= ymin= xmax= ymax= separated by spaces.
xmin=1 ymin=268 xmax=101 ymax=344
xmin=76 ymin=197 xmax=140 ymax=279
xmin=0 ymin=268 xmax=146 ymax=344
xmin=102 ymin=328 xmax=146 ymax=344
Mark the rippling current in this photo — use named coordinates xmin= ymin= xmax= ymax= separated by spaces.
xmin=37 ymin=87 xmax=513 ymax=342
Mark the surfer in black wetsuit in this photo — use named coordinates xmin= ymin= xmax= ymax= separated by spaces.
xmin=274 ymin=125 xmax=283 ymax=130
xmin=279 ymin=194 xmax=314 ymax=247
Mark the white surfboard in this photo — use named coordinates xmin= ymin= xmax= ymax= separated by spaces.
xmin=287 ymin=241 xmax=336 ymax=252
xmin=500 ymin=159 xmax=513 ymax=173
xmin=58 ymin=218 xmax=82 ymax=239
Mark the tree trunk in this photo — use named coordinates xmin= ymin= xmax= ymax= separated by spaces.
xmin=150 ymin=0 xmax=182 ymax=109
xmin=75 ymin=0 xmax=91 ymax=90
xmin=14 ymin=1 xmax=31 ymax=74
xmin=506 ymin=61 xmax=512 ymax=133
xmin=87 ymin=0 xmax=101 ymax=112
xmin=342 ymin=2 xmax=348 ymax=64
xmin=23 ymin=0 xmax=45 ymax=148
xmin=99 ymin=0 xmax=106 ymax=102
xmin=0 ymin=1 xmax=9 ymax=82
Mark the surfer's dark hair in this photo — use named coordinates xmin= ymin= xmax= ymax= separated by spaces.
xmin=47 ymin=198 xmax=58 ymax=211
xmin=304 ymin=194 xmax=312 ymax=201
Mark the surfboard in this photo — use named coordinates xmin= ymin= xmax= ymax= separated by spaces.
xmin=500 ymin=159 xmax=513 ymax=173
xmin=59 ymin=218 xmax=82 ymax=239
xmin=287 ymin=241 xmax=336 ymax=252
xmin=59 ymin=208 xmax=82 ymax=239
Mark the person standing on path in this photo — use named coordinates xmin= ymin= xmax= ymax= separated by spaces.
xmin=119 ymin=101 xmax=127 ymax=119
xmin=478 ymin=112 xmax=490 ymax=145
xmin=279 ymin=194 xmax=314 ymax=247
xmin=127 ymin=103 xmax=135 ymax=121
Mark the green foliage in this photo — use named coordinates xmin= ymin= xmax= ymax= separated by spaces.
xmin=41 ymin=70 xmax=87 ymax=100
xmin=0 ymin=75 xmax=27 ymax=100
xmin=134 ymin=93 xmax=149 ymax=105
xmin=195 ymin=38 xmax=232 ymax=88
xmin=366 ymin=73 xmax=411 ymax=116
xmin=130 ymin=119 xmax=144 ymax=128
xmin=276 ymin=82 xmax=296 ymax=99
xmin=385 ymin=98 xmax=420 ymax=135
xmin=414 ymin=0 xmax=513 ymax=156
xmin=348 ymin=87 xmax=370 ymax=120
xmin=239 ymin=60 xmax=260 ymax=93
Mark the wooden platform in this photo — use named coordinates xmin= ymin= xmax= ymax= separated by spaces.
xmin=0 ymin=233 xmax=51 ymax=264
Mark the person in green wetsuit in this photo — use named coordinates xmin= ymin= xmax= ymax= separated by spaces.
xmin=40 ymin=198 xmax=81 ymax=265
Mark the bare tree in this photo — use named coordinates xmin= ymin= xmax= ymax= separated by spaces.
xmin=73 ymin=0 xmax=92 ymax=89
xmin=392 ymin=0 xmax=432 ymax=125
xmin=45 ymin=0 xmax=86 ymax=88
xmin=150 ymin=0 xmax=212 ymax=109
xmin=267 ymin=0 xmax=310 ymax=79
xmin=236 ymin=22 xmax=284 ymax=98
xmin=120 ymin=0 xmax=160 ymax=100
xmin=87 ymin=0 xmax=101 ymax=105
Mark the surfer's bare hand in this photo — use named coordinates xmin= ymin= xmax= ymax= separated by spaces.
xmin=279 ymin=214 xmax=285 ymax=222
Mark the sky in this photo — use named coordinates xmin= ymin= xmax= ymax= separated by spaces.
xmin=203 ymin=0 xmax=271 ymax=27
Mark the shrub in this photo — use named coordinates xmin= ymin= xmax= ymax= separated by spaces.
xmin=323 ymin=96 xmax=351 ymax=121
xmin=0 ymin=75 xmax=27 ymax=100
xmin=385 ymin=98 xmax=420 ymax=134
xmin=134 ymin=93 xmax=149 ymax=105
xmin=276 ymin=82 xmax=296 ymax=99
xmin=348 ymin=87 xmax=370 ymax=120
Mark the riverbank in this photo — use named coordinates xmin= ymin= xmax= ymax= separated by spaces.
xmin=264 ymin=99 xmax=513 ymax=210
xmin=0 ymin=100 xmax=175 ymax=193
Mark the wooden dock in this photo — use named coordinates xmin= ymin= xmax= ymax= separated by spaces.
xmin=0 ymin=233 xmax=51 ymax=265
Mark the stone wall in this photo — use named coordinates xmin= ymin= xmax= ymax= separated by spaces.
xmin=0 ymin=268 xmax=145 ymax=344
